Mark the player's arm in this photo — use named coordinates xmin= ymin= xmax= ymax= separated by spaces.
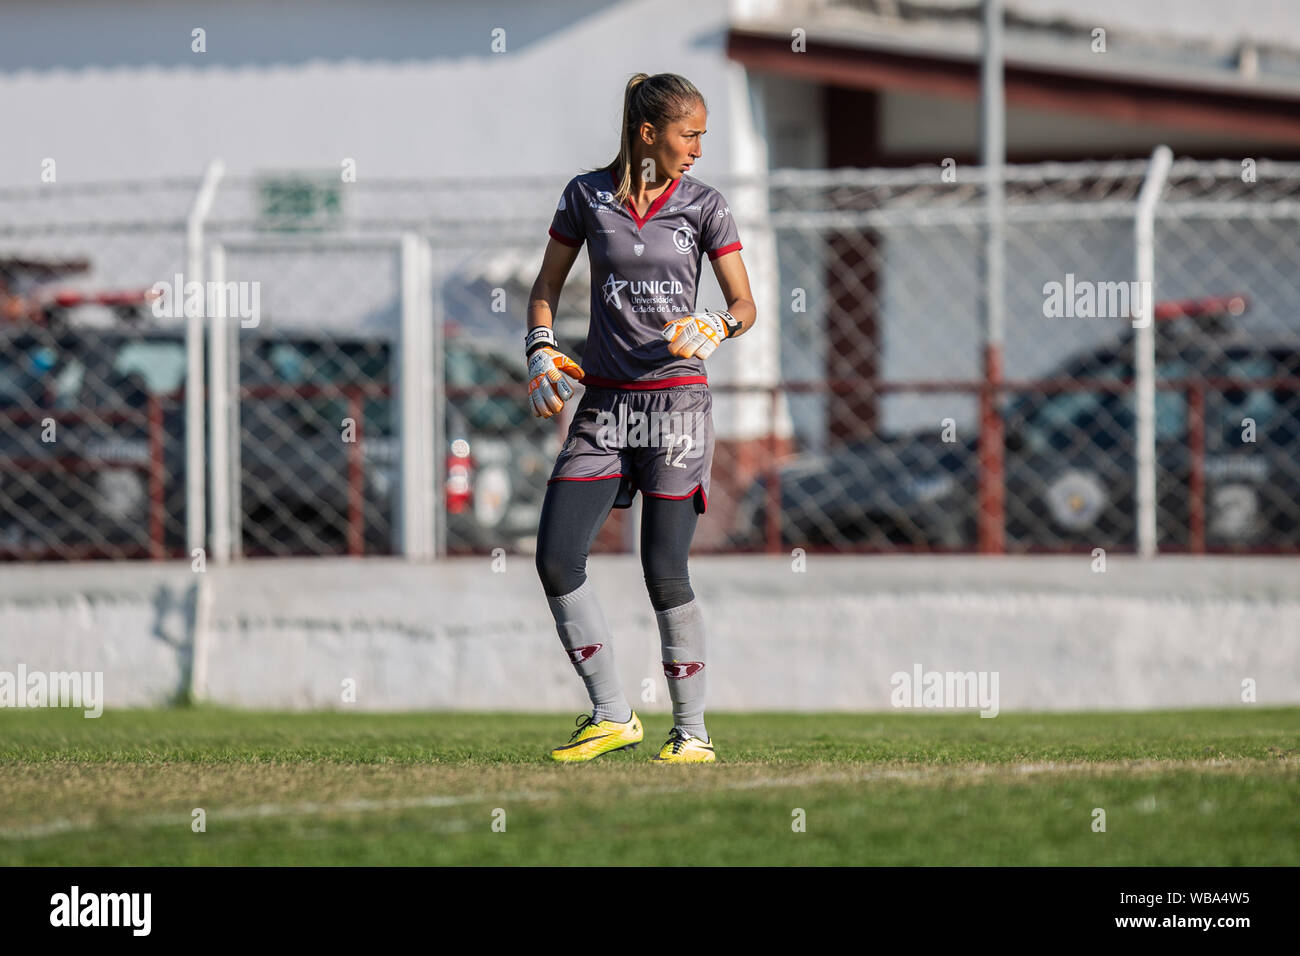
xmin=662 ymin=250 xmax=757 ymax=359
xmin=529 ymin=236 xmax=581 ymax=331
xmin=709 ymin=249 xmax=757 ymax=338
xmin=526 ymin=237 xmax=585 ymax=418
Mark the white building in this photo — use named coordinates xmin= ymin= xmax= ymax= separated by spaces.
xmin=4 ymin=0 xmax=1299 ymax=452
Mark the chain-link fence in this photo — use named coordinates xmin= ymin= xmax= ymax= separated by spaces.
xmin=735 ymin=159 xmax=1300 ymax=554
xmin=2 ymin=158 xmax=1298 ymax=560
xmin=0 ymin=181 xmax=192 ymax=559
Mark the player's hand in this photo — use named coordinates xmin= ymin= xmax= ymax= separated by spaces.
xmin=661 ymin=311 xmax=732 ymax=360
xmin=528 ymin=346 xmax=585 ymax=418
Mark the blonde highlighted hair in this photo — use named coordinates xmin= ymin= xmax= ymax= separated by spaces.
xmin=587 ymin=73 xmax=705 ymax=205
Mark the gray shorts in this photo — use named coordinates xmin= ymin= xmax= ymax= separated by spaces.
xmin=547 ymin=384 xmax=714 ymax=514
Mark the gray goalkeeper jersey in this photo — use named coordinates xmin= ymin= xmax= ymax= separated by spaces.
xmin=548 ymin=168 xmax=742 ymax=387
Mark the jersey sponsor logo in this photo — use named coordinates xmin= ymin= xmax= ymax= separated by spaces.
xmin=596 ymin=190 xmax=615 ymax=203
xmin=567 ymin=643 xmax=603 ymax=664
xmin=602 ymin=273 xmax=630 ymax=308
xmin=667 ymin=204 xmax=703 ymax=213
xmin=629 ymin=279 xmax=684 ymax=294
xmin=663 ymin=661 xmax=704 ymax=679
xmin=672 ymin=225 xmax=696 ymax=254
xmin=602 ymin=273 xmax=685 ymax=312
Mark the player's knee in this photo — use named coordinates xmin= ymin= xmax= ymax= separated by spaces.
xmin=640 ymin=541 xmax=689 ymax=586
xmin=644 ymin=575 xmax=694 ymax=613
xmin=535 ymin=545 xmax=585 ymax=598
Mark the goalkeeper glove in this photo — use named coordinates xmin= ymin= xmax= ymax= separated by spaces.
xmin=526 ymin=326 xmax=585 ymax=418
xmin=661 ymin=309 xmax=741 ymax=360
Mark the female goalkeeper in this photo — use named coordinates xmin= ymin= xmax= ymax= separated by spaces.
xmin=527 ymin=72 xmax=756 ymax=764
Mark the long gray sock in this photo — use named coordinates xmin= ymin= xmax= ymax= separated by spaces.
xmin=547 ymin=578 xmax=632 ymax=724
xmin=656 ymin=598 xmax=708 ymax=742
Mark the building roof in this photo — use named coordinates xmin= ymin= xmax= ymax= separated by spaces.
xmin=729 ymin=0 xmax=1300 ymax=143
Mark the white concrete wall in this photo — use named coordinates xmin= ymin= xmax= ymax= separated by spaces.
xmin=0 ymin=0 xmax=738 ymax=184
xmin=3 ymin=555 xmax=1297 ymax=712
xmin=0 ymin=0 xmax=785 ymax=439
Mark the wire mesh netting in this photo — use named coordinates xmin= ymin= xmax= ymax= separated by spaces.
xmin=1 ymin=160 xmax=1297 ymax=559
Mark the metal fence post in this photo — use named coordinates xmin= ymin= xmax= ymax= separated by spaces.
xmin=184 ymin=159 xmax=224 ymax=560
xmin=207 ymin=244 xmax=231 ymax=565
xmin=208 ymin=242 xmax=243 ymax=561
xmin=400 ymin=233 xmax=436 ymax=560
xmin=429 ymin=238 xmax=445 ymax=559
xmin=1135 ymin=144 xmax=1173 ymax=557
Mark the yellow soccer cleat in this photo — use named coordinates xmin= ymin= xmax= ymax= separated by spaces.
xmin=650 ymin=727 xmax=717 ymax=764
xmin=550 ymin=711 xmax=643 ymax=762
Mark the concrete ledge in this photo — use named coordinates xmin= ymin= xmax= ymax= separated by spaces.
xmin=1 ymin=555 xmax=1297 ymax=712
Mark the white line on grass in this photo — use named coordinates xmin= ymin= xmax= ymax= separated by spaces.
xmin=0 ymin=757 xmax=1282 ymax=841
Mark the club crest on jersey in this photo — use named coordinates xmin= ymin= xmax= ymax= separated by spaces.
xmin=633 ymin=243 xmax=645 ymax=256
xmin=672 ymin=226 xmax=695 ymax=254
xmin=567 ymin=644 xmax=603 ymax=664
xmin=663 ymin=661 xmax=704 ymax=679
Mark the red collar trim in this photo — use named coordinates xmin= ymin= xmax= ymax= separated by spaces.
xmin=608 ymin=168 xmax=681 ymax=229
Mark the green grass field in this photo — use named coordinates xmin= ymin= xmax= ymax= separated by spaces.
xmin=1 ymin=707 xmax=1297 ymax=865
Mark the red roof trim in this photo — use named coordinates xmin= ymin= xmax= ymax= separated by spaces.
xmin=727 ymin=28 xmax=1300 ymax=145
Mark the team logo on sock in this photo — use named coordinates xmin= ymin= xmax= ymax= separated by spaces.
xmin=567 ymin=644 xmax=603 ymax=664
xmin=663 ymin=661 xmax=704 ymax=679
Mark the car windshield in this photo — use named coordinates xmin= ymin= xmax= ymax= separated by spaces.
xmin=1209 ymin=353 xmax=1294 ymax=446
xmin=1009 ymin=350 xmax=1195 ymax=450
xmin=113 ymin=340 xmax=186 ymax=395
xmin=446 ymin=346 xmax=528 ymax=432
xmin=1007 ymin=347 xmax=1297 ymax=451
xmin=244 ymin=339 xmax=393 ymax=438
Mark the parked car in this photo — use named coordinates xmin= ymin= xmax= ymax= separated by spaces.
xmin=735 ymin=333 xmax=1300 ymax=551
xmin=0 ymin=323 xmax=557 ymax=558
xmin=0 ymin=327 xmax=186 ymax=557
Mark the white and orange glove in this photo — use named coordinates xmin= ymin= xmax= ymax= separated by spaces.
xmin=661 ymin=309 xmax=742 ymax=360
xmin=526 ymin=326 xmax=585 ymax=418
